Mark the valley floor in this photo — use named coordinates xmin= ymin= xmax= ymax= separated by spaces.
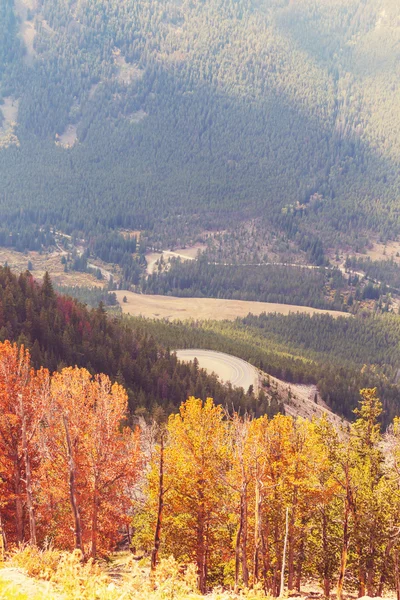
xmin=116 ymin=291 xmax=349 ymax=321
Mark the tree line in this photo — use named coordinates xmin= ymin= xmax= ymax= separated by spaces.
xmin=142 ymin=257 xmax=349 ymax=310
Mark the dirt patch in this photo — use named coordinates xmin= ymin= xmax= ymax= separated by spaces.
xmin=56 ymin=124 xmax=78 ymax=149
xmin=116 ymin=291 xmax=350 ymax=321
xmin=0 ymin=97 xmax=19 ymax=148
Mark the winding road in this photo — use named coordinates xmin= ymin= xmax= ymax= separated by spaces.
xmin=175 ymin=349 xmax=259 ymax=393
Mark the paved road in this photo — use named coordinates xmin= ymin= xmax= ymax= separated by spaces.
xmin=176 ymin=349 xmax=259 ymax=393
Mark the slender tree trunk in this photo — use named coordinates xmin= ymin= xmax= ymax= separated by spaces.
xmin=337 ymin=503 xmax=350 ymax=600
xmin=63 ymin=415 xmax=82 ymax=553
xmin=22 ymin=415 xmax=36 ymax=546
xmin=235 ymin=489 xmax=244 ymax=591
xmin=295 ymin=527 xmax=306 ymax=593
xmin=366 ymin=547 xmax=375 ymax=597
xmin=395 ymin=550 xmax=400 ymax=600
xmin=357 ymin=539 xmax=366 ymax=598
xmin=273 ymin=521 xmax=280 ymax=596
xmin=322 ymin=510 xmax=330 ymax=598
xmin=280 ymin=507 xmax=289 ymax=597
xmin=242 ymin=485 xmax=249 ymax=588
xmin=0 ymin=511 xmax=6 ymax=560
xmin=261 ymin=527 xmax=270 ymax=594
xmin=151 ymin=434 xmax=164 ymax=573
xmin=197 ymin=482 xmax=207 ymax=594
xmin=288 ymin=500 xmax=296 ymax=590
xmin=377 ymin=535 xmax=398 ymax=596
xmin=14 ymin=462 xmax=24 ymax=543
xmin=253 ymin=478 xmax=262 ymax=585
xmin=90 ymin=482 xmax=99 ymax=559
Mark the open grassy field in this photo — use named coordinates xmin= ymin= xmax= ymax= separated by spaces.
xmin=116 ymin=291 xmax=350 ymax=321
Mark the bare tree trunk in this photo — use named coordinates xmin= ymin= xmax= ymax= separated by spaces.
xmin=366 ymin=546 xmax=375 ymax=597
xmin=395 ymin=550 xmax=400 ymax=600
xmin=295 ymin=527 xmax=306 ymax=592
xmin=197 ymin=483 xmax=207 ymax=594
xmin=242 ymin=486 xmax=249 ymax=588
xmin=357 ymin=539 xmax=366 ymax=598
xmin=337 ymin=503 xmax=350 ymax=600
xmin=14 ymin=463 xmax=24 ymax=543
xmin=22 ymin=415 xmax=36 ymax=546
xmin=151 ymin=434 xmax=164 ymax=573
xmin=322 ymin=510 xmax=330 ymax=598
xmin=235 ymin=489 xmax=244 ymax=591
xmin=261 ymin=528 xmax=271 ymax=594
xmin=90 ymin=482 xmax=99 ymax=559
xmin=0 ymin=511 xmax=7 ymax=560
xmin=63 ymin=415 xmax=83 ymax=553
xmin=288 ymin=502 xmax=296 ymax=590
xmin=280 ymin=507 xmax=289 ymax=597
xmin=253 ymin=478 xmax=262 ymax=586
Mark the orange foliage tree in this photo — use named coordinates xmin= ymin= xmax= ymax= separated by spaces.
xmin=40 ymin=367 xmax=141 ymax=557
xmin=0 ymin=341 xmax=50 ymax=546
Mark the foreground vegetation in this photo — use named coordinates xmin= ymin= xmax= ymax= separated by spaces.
xmin=0 ymin=551 xmax=267 ymax=600
xmin=1 ymin=337 xmax=400 ymax=597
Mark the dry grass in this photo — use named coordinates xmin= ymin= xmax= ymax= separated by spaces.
xmin=1 ymin=549 xmax=270 ymax=599
xmin=145 ymin=244 xmax=206 ymax=274
xmin=363 ymin=240 xmax=400 ymax=264
xmin=116 ymin=291 xmax=350 ymax=321
xmin=0 ymin=248 xmax=104 ymax=288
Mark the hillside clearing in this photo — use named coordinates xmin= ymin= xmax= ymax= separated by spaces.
xmin=116 ymin=291 xmax=350 ymax=321
xmin=0 ymin=248 xmax=104 ymax=288
xmin=56 ymin=124 xmax=78 ymax=148
xmin=145 ymin=244 xmax=206 ymax=274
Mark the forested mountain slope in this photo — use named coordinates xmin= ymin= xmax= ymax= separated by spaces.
xmin=0 ymin=0 xmax=399 ymax=248
xmin=0 ymin=267 xmax=280 ymax=417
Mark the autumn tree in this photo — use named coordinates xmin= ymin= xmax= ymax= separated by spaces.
xmin=149 ymin=397 xmax=232 ymax=594
xmin=0 ymin=341 xmax=50 ymax=546
xmin=40 ymin=367 xmax=141 ymax=557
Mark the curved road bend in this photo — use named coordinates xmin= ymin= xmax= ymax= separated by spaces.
xmin=175 ymin=349 xmax=259 ymax=393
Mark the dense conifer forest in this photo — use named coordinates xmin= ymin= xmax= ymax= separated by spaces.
xmin=0 ymin=267 xmax=281 ymax=419
xmin=0 ymin=0 xmax=399 ymax=253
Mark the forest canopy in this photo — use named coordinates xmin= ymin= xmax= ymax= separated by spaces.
xmin=0 ymin=0 xmax=399 ymax=251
